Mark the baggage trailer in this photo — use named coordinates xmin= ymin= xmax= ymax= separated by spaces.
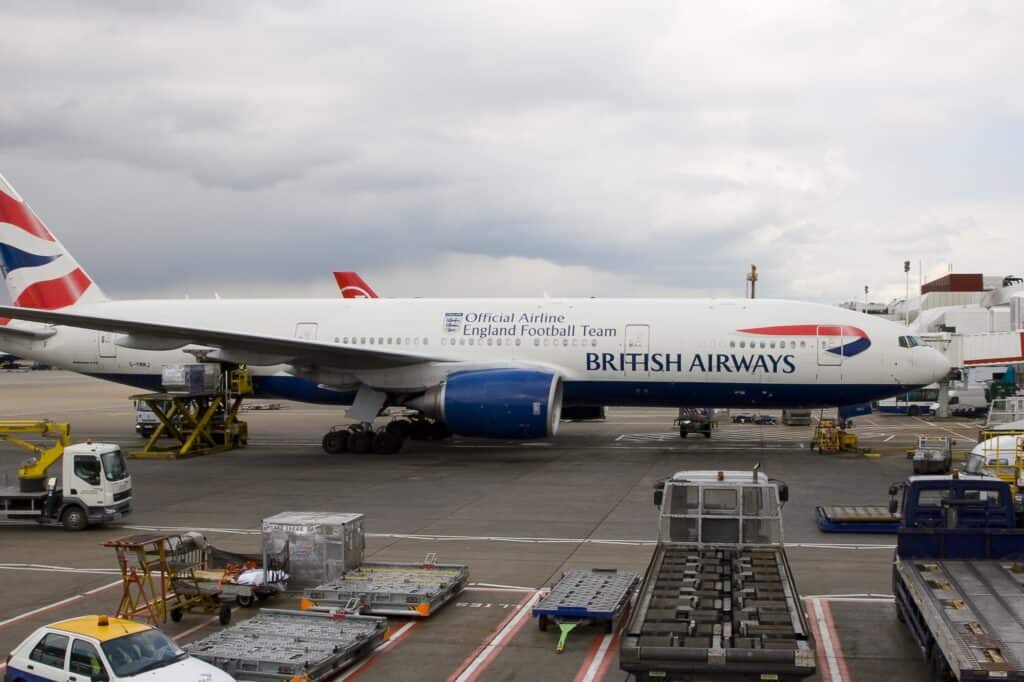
xmin=184 ymin=608 xmax=387 ymax=681
xmin=815 ymin=504 xmax=900 ymax=533
xmin=532 ymin=568 xmax=639 ymax=651
xmin=303 ymin=554 xmax=469 ymax=617
xmin=891 ymin=472 xmax=1024 ymax=680
xmin=620 ymin=469 xmax=815 ymax=682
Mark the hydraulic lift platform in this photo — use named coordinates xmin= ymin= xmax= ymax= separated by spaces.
xmin=533 ymin=568 xmax=639 ymax=652
xmin=815 ymin=505 xmax=900 ymax=533
xmin=185 ymin=608 xmax=388 ymax=681
xmin=129 ymin=367 xmax=252 ymax=459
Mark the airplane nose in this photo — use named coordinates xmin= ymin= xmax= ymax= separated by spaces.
xmin=926 ymin=348 xmax=951 ymax=383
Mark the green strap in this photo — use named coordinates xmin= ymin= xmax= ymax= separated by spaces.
xmin=556 ymin=622 xmax=579 ymax=652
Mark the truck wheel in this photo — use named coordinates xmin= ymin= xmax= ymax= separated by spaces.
xmin=679 ymin=429 xmax=688 ymax=439
xmin=236 ymin=594 xmax=254 ymax=608
xmin=61 ymin=506 xmax=88 ymax=531
xmin=218 ymin=605 xmax=232 ymax=625
xmin=170 ymin=608 xmax=183 ymax=622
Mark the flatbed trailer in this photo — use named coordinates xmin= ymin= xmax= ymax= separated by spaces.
xmin=184 ymin=608 xmax=387 ymax=681
xmin=620 ymin=470 xmax=814 ymax=682
xmin=815 ymin=504 xmax=900 ymax=533
xmin=532 ymin=568 xmax=639 ymax=651
xmin=303 ymin=556 xmax=469 ymax=617
xmin=891 ymin=473 xmax=1024 ymax=680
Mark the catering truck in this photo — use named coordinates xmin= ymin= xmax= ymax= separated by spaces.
xmin=891 ymin=472 xmax=1024 ymax=680
xmin=620 ymin=469 xmax=815 ymax=681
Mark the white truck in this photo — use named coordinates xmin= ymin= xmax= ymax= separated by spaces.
xmin=1 ymin=425 xmax=132 ymax=531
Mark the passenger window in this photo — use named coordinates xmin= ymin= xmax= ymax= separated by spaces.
xmin=405 ymin=337 xmax=411 ymax=345
xmin=70 ymin=639 xmax=108 ymax=680
xmin=496 ymin=338 xmax=502 ymax=346
xmin=800 ymin=341 xmax=806 ymax=348
xmin=387 ymin=337 xmax=393 ymax=344
xmin=395 ymin=338 xmax=401 ymax=345
xmin=74 ymin=456 xmax=101 ymax=486
xmin=770 ymin=341 xmax=776 ymax=349
xmin=790 ymin=341 xmax=796 ymax=349
xmin=29 ymin=632 xmax=69 ymax=668
xmin=562 ymin=339 xmax=568 ymax=347
xmin=730 ymin=341 xmax=736 ymax=348
xmin=342 ymin=337 xmax=348 ymax=344
xmin=760 ymin=341 xmax=766 ymax=349
xmin=378 ymin=337 xmax=384 ymax=345
xmin=423 ymin=338 xmax=429 ymax=345
xmin=360 ymin=337 xmax=366 ymax=344
xmin=534 ymin=339 xmax=540 ymax=347
xmin=739 ymin=341 xmax=746 ymax=348
xmin=516 ymin=339 xmax=522 ymax=346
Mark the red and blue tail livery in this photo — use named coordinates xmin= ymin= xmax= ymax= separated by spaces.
xmin=0 ymin=173 xmax=106 ymax=321
xmin=738 ymin=324 xmax=872 ymax=357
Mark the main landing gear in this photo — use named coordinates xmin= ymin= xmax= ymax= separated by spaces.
xmin=321 ymin=417 xmax=450 ymax=455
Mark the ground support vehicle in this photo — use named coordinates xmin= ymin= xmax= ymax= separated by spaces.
xmin=781 ymin=409 xmax=812 ymax=426
xmin=814 ymin=505 xmax=899 ymax=533
xmin=810 ymin=418 xmax=861 ymax=454
xmin=104 ymin=532 xmax=235 ymax=626
xmin=620 ymin=470 xmax=815 ymax=682
xmin=891 ymin=473 xmax=1024 ymax=680
xmin=532 ymin=568 xmax=639 ymax=651
xmin=908 ymin=436 xmax=954 ymax=475
xmin=3 ymin=615 xmax=232 ymax=682
xmin=0 ymin=421 xmax=131 ymax=530
xmin=302 ymin=554 xmax=469 ymax=617
xmin=130 ymin=366 xmax=252 ymax=459
xmin=184 ymin=608 xmax=387 ymax=682
xmin=676 ymin=408 xmax=714 ymax=438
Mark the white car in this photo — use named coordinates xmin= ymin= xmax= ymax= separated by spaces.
xmin=4 ymin=615 xmax=233 ymax=682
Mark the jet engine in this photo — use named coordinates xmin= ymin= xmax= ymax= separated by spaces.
xmin=405 ymin=369 xmax=563 ymax=438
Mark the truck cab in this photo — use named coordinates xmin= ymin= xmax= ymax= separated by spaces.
xmin=55 ymin=442 xmax=133 ymax=530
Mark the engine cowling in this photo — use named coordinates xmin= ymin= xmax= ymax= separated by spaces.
xmin=406 ymin=369 xmax=563 ymax=438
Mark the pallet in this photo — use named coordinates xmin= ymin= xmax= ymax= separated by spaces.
xmin=815 ymin=505 xmax=900 ymax=533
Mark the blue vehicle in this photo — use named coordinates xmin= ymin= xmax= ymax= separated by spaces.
xmin=891 ymin=473 xmax=1024 ymax=680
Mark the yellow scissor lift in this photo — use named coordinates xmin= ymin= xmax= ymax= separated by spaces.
xmin=129 ymin=367 xmax=252 ymax=460
xmin=810 ymin=417 xmax=862 ymax=454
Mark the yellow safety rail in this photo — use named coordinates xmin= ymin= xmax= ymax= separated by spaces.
xmin=0 ymin=420 xmax=72 ymax=483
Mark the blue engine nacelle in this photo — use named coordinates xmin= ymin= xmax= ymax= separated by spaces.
xmin=406 ymin=369 xmax=563 ymax=439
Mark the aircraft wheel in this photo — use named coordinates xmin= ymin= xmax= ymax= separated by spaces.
xmin=408 ymin=419 xmax=433 ymax=440
xmin=429 ymin=421 xmax=451 ymax=440
xmin=322 ymin=431 xmax=347 ymax=454
xmin=679 ymin=429 xmax=688 ymax=439
xmin=348 ymin=428 xmax=374 ymax=453
xmin=386 ymin=419 xmax=412 ymax=438
xmin=373 ymin=430 xmax=404 ymax=454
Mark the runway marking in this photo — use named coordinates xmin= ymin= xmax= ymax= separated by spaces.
xmin=0 ymin=580 xmax=122 ymax=629
xmin=806 ymin=597 xmax=849 ymax=682
xmin=573 ymin=619 xmax=624 ymax=682
xmin=912 ymin=416 xmax=977 ymax=442
xmin=884 ymin=434 xmax=895 ymax=442
xmin=448 ymin=590 xmax=543 ymax=682
xmin=337 ymin=620 xmax=419 ymax=681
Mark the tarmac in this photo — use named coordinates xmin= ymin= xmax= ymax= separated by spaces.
xmin=0 ymin=370 xmax=989 ymax=681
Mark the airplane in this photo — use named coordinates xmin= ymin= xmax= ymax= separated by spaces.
xmin=0 ymin=173 xmax=951 ymax=454
xmin=334 ymin=272 xmax=379 ymax=299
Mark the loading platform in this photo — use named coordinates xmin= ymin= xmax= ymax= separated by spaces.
xmin=815 ymin=505 xmax=900 ymax=533
xmin=302 ymin=554 xmax=469 ymax=617
xmin=532 ymin=568 xmax=639 ymax=651
xmin=129 ymin=367 xmax=252 ymax=459
xmin=184 ymin=608 xmax=388 ymax=681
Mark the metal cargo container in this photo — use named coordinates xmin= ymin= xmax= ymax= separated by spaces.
xmin=261 ymin=512 xmax=365 ymax=588
xmin=161 ymin=363 xmax=221 ymax=394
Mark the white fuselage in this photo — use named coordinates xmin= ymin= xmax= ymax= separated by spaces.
xmin=5 ymin=296 xmax=949 ymax=408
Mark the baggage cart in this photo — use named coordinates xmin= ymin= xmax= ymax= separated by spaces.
xmin=532 ymin=568 xmax=639 ymax=652
xmin=185 ymin=608 xmax=387 ymax=682
xmin=815 ymin=505 xmax=900 ymax=533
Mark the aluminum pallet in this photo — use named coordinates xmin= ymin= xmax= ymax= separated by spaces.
xmin=184 ymin=608 xmax=387 ymax=681
xmin=303 ymin=555 xmax=469 ymax=617
xmin=815 ymin=505 xmax=900 ymax=533
xmin=533 ymin=568 xmax=639 ymax=651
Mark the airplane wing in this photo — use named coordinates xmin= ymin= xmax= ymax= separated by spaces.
xmin=0 ymin=305 xmax=446 ymax=371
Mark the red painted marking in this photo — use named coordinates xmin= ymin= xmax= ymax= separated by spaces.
xmin=334 ymin=272 xmax=379 ymax=299
xmin=0 ymin=190 xmax=54 ymax=241
xmin=0 ymin=317 xmax=8 ymax=325
xmin=964 ymin=332 xmax=1024 ymax=365
xmin=804 ymin=598 xmax=831 ymax=682
xmin=446 ymin=592 xmax=533 ymax=682
xmin=740 ymin=324 xmax=868 ymax=339
xmin=13 ymin=268 xmax=92 ymax=309
xmin=0 ymin=580 xmax=122 ymax=630
xmin=593 ymin=626 xmax=624 ymax=681
xmin=572 ymin=634 xmax=606 ymax=682
xmin=820 ymin=598 xmax=851 ymax=681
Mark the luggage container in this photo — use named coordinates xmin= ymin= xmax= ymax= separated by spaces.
xmin=161 ymin=363 xmax=221 ymax=394
xmin=261 ymin=511 xmax=365 ymax=588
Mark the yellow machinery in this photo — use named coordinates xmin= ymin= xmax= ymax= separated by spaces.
xmin=130 ymin=367 xmax=253 ymax=460
xmin=811 ymin=418 xmax=861 ymax=454
xmin=0 ymin=420 xmax=71 ymax=491
xmin=969 ymin=434 xmax=1024 ymax=492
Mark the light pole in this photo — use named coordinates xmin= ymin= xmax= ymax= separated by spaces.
xmin=904 ymin=260 xmax=911 ymax=326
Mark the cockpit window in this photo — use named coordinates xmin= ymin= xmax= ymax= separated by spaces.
xmin=899 ymin=336 xmax=924 ymax=348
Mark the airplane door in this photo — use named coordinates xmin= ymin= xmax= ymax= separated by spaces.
xmin=624 ymin=324 xmax=650 ymax=377
xmin=816 ymin=326 xmax=843 ymax=366
xmin=98 ymin=332 xmax=117 ymax=358
xmin=295 ymin=322 xmax=319 ymax=341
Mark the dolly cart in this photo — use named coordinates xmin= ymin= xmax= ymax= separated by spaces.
xmin=532 ymin=569 xmax=639 ymax=652
xmin=815 ymin=505 xmax=899 ymax=533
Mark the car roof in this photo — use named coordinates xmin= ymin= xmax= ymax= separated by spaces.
xmin=49 ymin=616 xmax=151 ymax=641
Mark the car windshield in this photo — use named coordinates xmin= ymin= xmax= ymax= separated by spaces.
xmin=101 ymin=629 xmax=186 ymax=677
xmin=101 ymin=449 xmax=129 ymax=482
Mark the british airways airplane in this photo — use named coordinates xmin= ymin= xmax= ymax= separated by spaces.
xmin=0 ymin=173 xmax=950 ymax=453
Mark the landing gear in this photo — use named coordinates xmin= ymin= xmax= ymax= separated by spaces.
xmin=320 ymin=417 xmax=450 ymax=454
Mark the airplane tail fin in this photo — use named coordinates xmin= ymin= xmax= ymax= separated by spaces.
xmin=334 ymin=271 xmax=379 ymax=299
xmin=0 ymin=173 xmax=107 ymax=323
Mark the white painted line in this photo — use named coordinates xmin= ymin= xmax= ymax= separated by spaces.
xmin=579 ymin=632 xmax=614 ymax=682
xmin=0 ymin=580 xmax=122 ymax=629
xmin=0 ymin=563 xmax=121 ymax=575
xmin=810 ymin=598 xmax=843 ymax=682
xmin=467 ymin=582 xmax=536 ymax=591
xmin=884 ymin=434 xmax=895 ymax=442
xmin=454 ymin=590 xmax=542 ymax=682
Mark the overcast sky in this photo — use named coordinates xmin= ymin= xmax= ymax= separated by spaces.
xmin=2 ymin=1 xmax=1022 ymax=304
